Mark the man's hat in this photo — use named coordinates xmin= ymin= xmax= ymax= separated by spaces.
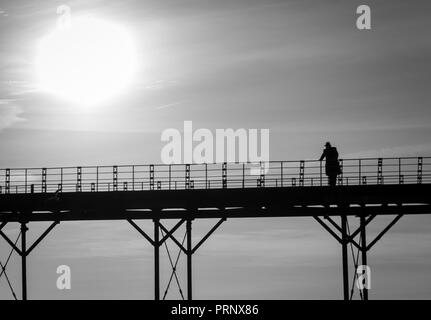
xmin=325 ymin=142 xmax=331 ymax=147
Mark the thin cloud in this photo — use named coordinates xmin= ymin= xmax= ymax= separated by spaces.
xmin=155 ymin=100 xmax=185 ymax=110
xmin=0 ymin=99 xmax=26 ymax=130
xmin=344 ymin=143 xmax=431 ymax=158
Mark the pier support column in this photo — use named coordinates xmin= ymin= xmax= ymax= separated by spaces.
xmin=360 ymin=215 xmax=368 ymax=300
xmin=154 ymin=219 xmax=160 ymax=301
xmin=21 ymin=222 xmax=28 ymax=301
xmin=186 ymin=219 xmax=193 ymax=300
xmin=341 ymin=215 xmax=349 ymax=301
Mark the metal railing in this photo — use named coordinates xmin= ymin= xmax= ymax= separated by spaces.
xmin=0 ymin=157 xmax=430 ymax=194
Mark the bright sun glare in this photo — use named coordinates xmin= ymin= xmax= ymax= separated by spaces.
xmin=36 ymin=17 xmax=137 ymax=106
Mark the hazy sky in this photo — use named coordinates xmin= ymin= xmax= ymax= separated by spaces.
xmin=1 ymin=0 xmax=431 ymax=299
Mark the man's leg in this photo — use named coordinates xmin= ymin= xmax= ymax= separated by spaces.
xmin=329 ymin=175 xmax=336 ymax=186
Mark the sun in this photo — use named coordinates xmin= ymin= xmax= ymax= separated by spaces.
xmin=36 ymin=17 xmax=137 ymax=106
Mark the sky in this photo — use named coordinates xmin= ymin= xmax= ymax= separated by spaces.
xmin=1 ymin=0 xmax=431 ymax=299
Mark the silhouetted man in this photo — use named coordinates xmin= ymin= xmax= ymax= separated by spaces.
xmin=319 ymin=142 xmax=341 ymax=186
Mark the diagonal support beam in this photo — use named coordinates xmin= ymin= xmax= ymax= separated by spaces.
xmin=324 ymin=216 xmax=342 ymax=233
xmin=366 ymin=214 xmax=403 ymax=251
xmin=321 ymin=216 xmax=362 ymax=250
xmin=0 ymin=222 xmax=7 ymax=231
xmin=349 ymin=238 xmax=361 ymax=251
xmin=0 ymin=232 xmax=21 ymax=280
xmin=26 ymin=221 xmax=59 ymax=256
xmin=127 ymin=219 xmax=155 ymax=246
xmin=0 ymin=260 xmax=17 ymax=300
xmin=192 ymin=218 xmax=226 ymax=254
xmin=159 ymin=219 xmax=186 ymax=245
xmin=160 ymin=228 xmax=186 ymax=300
xmin=314 ymin=216 xmax=342 ymax=244
xmin=350 ymin=214 xmax=377 ymax=240
xmin=0 ymin=229 xmax=22 ymax=256
xmin=159 ymin=223 xmax=187 ymax=254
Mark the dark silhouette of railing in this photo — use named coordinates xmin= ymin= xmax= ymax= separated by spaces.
xmin=0 ymin=157 xmax=429 ymax=194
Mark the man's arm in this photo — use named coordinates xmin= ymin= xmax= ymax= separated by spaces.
xmin=319 ymin=149 xmax=326 ymax=161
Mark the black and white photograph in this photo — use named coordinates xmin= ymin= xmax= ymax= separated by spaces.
xmin=0 ymin=0 xmax=431 ymax=307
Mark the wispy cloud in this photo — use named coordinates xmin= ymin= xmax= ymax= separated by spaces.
xmin=0 ymin=99 xmax=26 ymax=130
xmin=344 ymin=143 xmax=431 ymax=158
xmin=155 ymin=100 xmax=185 ymax=110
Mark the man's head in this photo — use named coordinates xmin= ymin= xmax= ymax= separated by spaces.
xmin=325 ymin=142 xmax=331 ymax=148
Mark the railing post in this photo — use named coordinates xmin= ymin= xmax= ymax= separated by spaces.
xmin=281 ymin=162 xmax=284 ymax=187
xmin=149 ymin=165 xmax=155 ymax=190
xmin=259 ymin=162 xmax=265 ymax=188
xmin=377 ymin=158 xmax=383 ymax=185
xmin=42 ymin=168 xmax=47 ymax=193
xmin=113 ymin=166 xmax=118 ymax=191
xmin=132 ymin=165 xmax=135 ymax=191
xmin=417 ymin=157 xmax=423 ymax=184
xmin=77 ymin=167 xmax=82 ymax=192
xmin=206 ymin=164 xmax=208 ymax=189
xmin=399 ymin=158 xmax=404 ymax=184
xmin=185 ymin=164 xmax=190 ymax=190
xmin=242 ymin=163 xmax=245 ymax=188
xmin=299 ymin=161 xmax=305 ymax=187
xmin=5 ymin=169 xmax=10 ymax=194
xmin=25 ymin=169 xmax=28 ymax=193
xmin=222 ymin=162 xmax=227 ymax=189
